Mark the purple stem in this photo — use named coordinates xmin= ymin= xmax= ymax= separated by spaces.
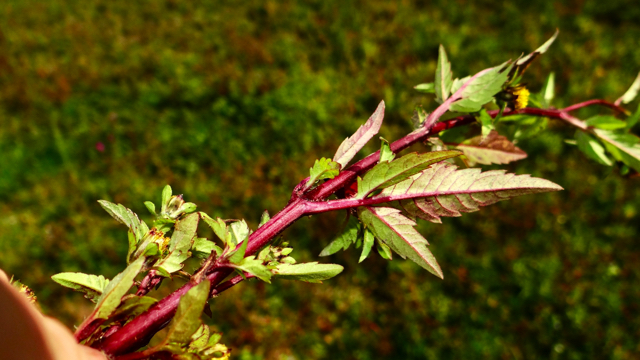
xmin=92 ymin=97 xmax=622 ymax=357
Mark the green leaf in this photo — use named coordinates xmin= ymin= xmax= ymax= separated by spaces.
xmin=450 ymin=76 xmax=470 ymax=95
xmin=169 ymin=213 xmax=200 ymax=253
xmin=333 ymin=101 xmax=385 ymax=168
xmin=449 ymin=62 xmax=512 ymax=113
xmin=229 ymin=220 xmax=249 ymax=248
xmin=166 ymin=280 xmax=211 ymax=344
xmin=576 ymin=131 xmax=613 ymax=166
xmin=542 ymin=72 xmax=555 ymax=105
xmin=373 ymin=162 xmax=563 ymax=224
xmin=202 ymin=215 xmax=230 ymax=246
xmin=233 ymin=256 xmax=272 ymax=283
xmin=410 ymin=107 xmax=428 ymax=128
xmin=435 ymin=45 xmax=453 ymax=103
xmin=478 ymin=109 xmax=494 ymax=139
xmin=144 ymin=201 xmax=157 ymax=216
xmin=94 ymin=257 xmax=145 ymax=319
xmin=51 ymin=273 xmax=109 ymax=303
xmin=111 ymin=295 xmax=158 ymax=319
xmin=192 ymin=238 xmax=222 ymax=259
xmin=227 ymin=233 xmax=249 ymax=264
xmin=161 ymin=185 xmax=173 ymax=213
xmin=454 ymin=130 xmax=527 ymax=166
xmin=594 ymin=129 xmax=640 ymax=171
xmin=617 ymin=71 xmax=640 ymax=105
xmin=153 ymin=213 xmax=200 ymax=275
xmin=359 ymin=229 xmax=375 ymax=263
xmin=585 ymin=115 xmax=627 ymax=130
xmin=274 ymin=262 xmax=344 ymax=283
xmin=188 ymin=324 xmax=211 ymax=350
xmin=627 ymin=104 xmax=640 ymax=130
xmin=379 ymin=137 xmax=395 ymax=163
xmin=258 ymin=210 xmax=270 ymax=228
xmin=307 ymin=157 xmax=341 ymax=187
xmin=98 ymin=200 xmax=149 ymax=242
xmin=414 ymin=82 xmax=435 ymax=93
xmin=356 ymin=150 xmax=462 ymax=199
xmin=376 ymin=239 xmax=393 ymax=260
xmin=319 ymin=217 xmax=360 ymax=256
xmin=359 ymin=206 xmax=442 ymax=278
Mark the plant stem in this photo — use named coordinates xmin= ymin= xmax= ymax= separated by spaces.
xmin=92 ymin=98 xmax=623 ymax=357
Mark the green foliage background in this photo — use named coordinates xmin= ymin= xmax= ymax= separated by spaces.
xmin=1 ymin=1 xmax=639 ymax=359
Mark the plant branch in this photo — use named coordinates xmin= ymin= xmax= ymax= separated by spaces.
xmin=93 ymin=96 xmax=623 ymax=357
xmin=562 ymin=99 xmax=628 ymax=114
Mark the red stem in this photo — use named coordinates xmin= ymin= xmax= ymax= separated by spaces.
xmin=92 ymin=97 xmax=623 ymax=357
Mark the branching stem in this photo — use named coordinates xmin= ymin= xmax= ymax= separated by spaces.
xmin=91 ymin=97 xmax=624 ymax=357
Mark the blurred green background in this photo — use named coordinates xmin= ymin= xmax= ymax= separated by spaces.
xmin=1 ymin=1 xmax=639 ymax=359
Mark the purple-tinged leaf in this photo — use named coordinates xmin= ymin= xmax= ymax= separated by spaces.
xmin=454 ymin=130 xmax=527 ymax=165
xmin=356 ymin=150 xmax=462 ymax=199
xmin=333 ymin=101 xmax=385 ymax=168
xmin=358 ymin=206 xmax=442 ymax=278
xmin=372 ymin=162 xmax=562 ymax=223
xmin=513 ymin=29 xmax=559 ymax=77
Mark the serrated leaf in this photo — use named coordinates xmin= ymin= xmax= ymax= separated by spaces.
xmin=435 ymin=45 xmax=453 ymax=103
xmin=273 ymin=262 xmax=344 ymax=283
xmin=379 ymin=137 xmax=395 ymax=163
xmin=229 ymin=220 xmax=249 ymax=248
xmin=161 ymin=185 xmax=173 ymax=213
xmin=414 ymin=82 xmax=435 ymax=93
xmin=51 ymin=273 xmax=109 ymax=303
xmin=154 ymin=212 xmax=200 ymax=275
xmin=192 ymin=238 xmax=222 ymax=259
xmin=319 ymin=217 xmax=360 ymax=256
xmin=170 ymin=213 xmax=200 ymax=253
xmin=356 ymin=150 xmax=462 ymax=199
xmin=166 ymin=280 xmax=211 ymax=344
xmin=450 ymin=76 xmax=470 ymax=95
xmin=333 ymin=101 xmax=385 ymax=168
xmin=307 ymin=157 xmax=341 ymax=187
xmin=98 ymin=200 xmax=149 ymax=242
xmin=94 ymin=257 xmax=145 ymax=319
xmin=449 ymin=62 xmax=512 ymax=113
xmin=359 ymin=229 xmax=375 ymax=263
xmin=189 ymin=324 xmax=210 ymax=350
xmin=358 ymin=206 xmax=442 ymax=278
xmin=576 ymin=131 xmax=613 ymax=166
xmin=594 ymin=129 xmax=640 ymax=171
xmin=454 ymin=130 xmax=527 ymax=166
xmin=370 ymin=162 xmax=562 ymax=223
xmin=144 ymin=201 xmax=157 ymax=216
xmin=258 ymin=211 xmax=270 ymax=228
xmin=616 ymin=71 xmax=640 ymax=105
xmin=202 ymin=215 xmax=230 ymax=246
xmin=233 ymin=256 xmax=272 ymax=283
xmin=227 ymin=234 xmax=249 ymax=264
xmin=585 ymin=115 xmax=627 ymax=130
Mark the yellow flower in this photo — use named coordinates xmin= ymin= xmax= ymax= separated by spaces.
xmin=513 ymin=86 xmax=530 ymax=109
